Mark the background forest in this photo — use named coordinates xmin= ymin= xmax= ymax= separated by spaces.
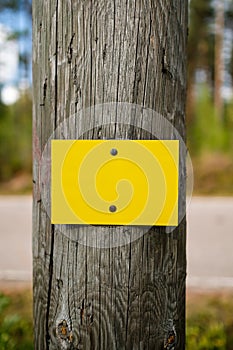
xmin=0 ymin=0 xmax=233 ymax=194
xmin=187 ymin=0 xmax=233 ymax=195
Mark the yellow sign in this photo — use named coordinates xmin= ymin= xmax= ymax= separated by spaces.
xmin=51 ymin=140 xmax=179 ymax=226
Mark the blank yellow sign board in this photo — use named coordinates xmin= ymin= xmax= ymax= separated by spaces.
xmin=51 ymin=140 xmax=179 ymax=226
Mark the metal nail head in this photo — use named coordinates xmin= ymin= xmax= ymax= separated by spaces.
xmin=110 ymin=148 xmax=118 ymax=156
xmin=109 ymin=205 xmax=117 ymax=213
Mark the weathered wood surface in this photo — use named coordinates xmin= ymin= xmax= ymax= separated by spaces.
xmin=33 ymin=1 xmax=188 ymax=349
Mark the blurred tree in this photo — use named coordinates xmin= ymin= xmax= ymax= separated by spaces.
xmin=0 ymin=0 xmax=32 ymax=185
xmin=0 ymin=0 xmax=31 ymax=14
xmin=0 ymin=93 xmax=32 ymax=181
xmin=0 ymin=0 xmax=18 ymax=11
xmin=225 ymin=2 xmax=233 ymax=89
xmin=187 ymin=0 xmax=214 ymax=122
xmin=187 ymin=0 xmax=233 ymax=161
xmin=214 ymin=0 xmax=224 ymax=120
xmin=0 ymin=0 xmax=32 ymax=101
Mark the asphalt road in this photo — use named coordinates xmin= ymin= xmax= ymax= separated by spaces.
xmin=0 ymin=196 xmax=32 ymax=282
xmin=187 ymin=197 xmax=233 ymax=289
xmin=0 ymin=196 xmax=233 ymax=289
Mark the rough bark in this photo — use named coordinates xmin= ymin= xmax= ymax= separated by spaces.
xmin=33 ymin=1 xmax=188 ymax=349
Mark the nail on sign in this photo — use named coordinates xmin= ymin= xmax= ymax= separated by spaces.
xmin=51 ymin=140 xmax=179 ymax=226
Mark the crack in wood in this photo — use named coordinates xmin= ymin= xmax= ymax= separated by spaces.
xmin=102 ymin=43 xmax=107 ymax=62
xmin=162 ymin=48 xmax=174 ymax=80
xmin=45 ymin=225 xmax=55 ymax=348
xmin=67 ymin=33 xmax=75 ymax=64
xmin=40 ymin=78 xmax=47 ymax=107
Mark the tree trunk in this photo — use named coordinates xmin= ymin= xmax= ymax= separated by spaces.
xmin=214 ymin=0 xmax=224 ymax=120
xmin=33 ymin=1 xmax=188 ymax=349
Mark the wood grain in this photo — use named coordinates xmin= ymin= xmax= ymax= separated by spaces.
xmin=33 ymin=1 xmax=188 ymax=349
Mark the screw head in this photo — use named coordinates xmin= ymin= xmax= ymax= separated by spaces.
xmin=110 ymin=148 xmax=118 ymax=156
xmin=109 ymin=205 xmax=117 ymax=213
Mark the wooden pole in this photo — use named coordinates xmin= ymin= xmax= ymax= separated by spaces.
xmin=33 ymin=1 xmax=188 ymax=349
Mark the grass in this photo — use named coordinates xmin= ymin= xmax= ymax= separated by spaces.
xmin=0 ymin=289 xmax=33 ymax=350
xmin=1 ymin=288 xmax=233 ymax=349
xmin=186 ymin=291 xmax=233 ymax=349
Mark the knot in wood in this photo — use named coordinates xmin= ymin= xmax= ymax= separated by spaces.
xmin=164 ymin=320 xmax=177 ymax=350
xmin=57 ymin=319 xmax=73 ymax=343
xmin=164 ymin=329 xmax=177 ymax=350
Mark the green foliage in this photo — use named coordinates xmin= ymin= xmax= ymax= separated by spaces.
xmin=0 ymin=0 xmax=19 ymax=12
xmin=0 ymin=92 xmax=32 ymax=181
xmin=0 ymin=293 xmax=33 ymax=350
xmin=187 ymin=317 xmax=227 ymax=349
xmin=0 ymin=294 xmax=10 ymax=314
xmin=188 ymin=85 xmax=233 ymax=156
xmin=0 ymin=0 xmax=31 ymax=14
xmin=187 ymin=293 xmax=233 ymax=350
